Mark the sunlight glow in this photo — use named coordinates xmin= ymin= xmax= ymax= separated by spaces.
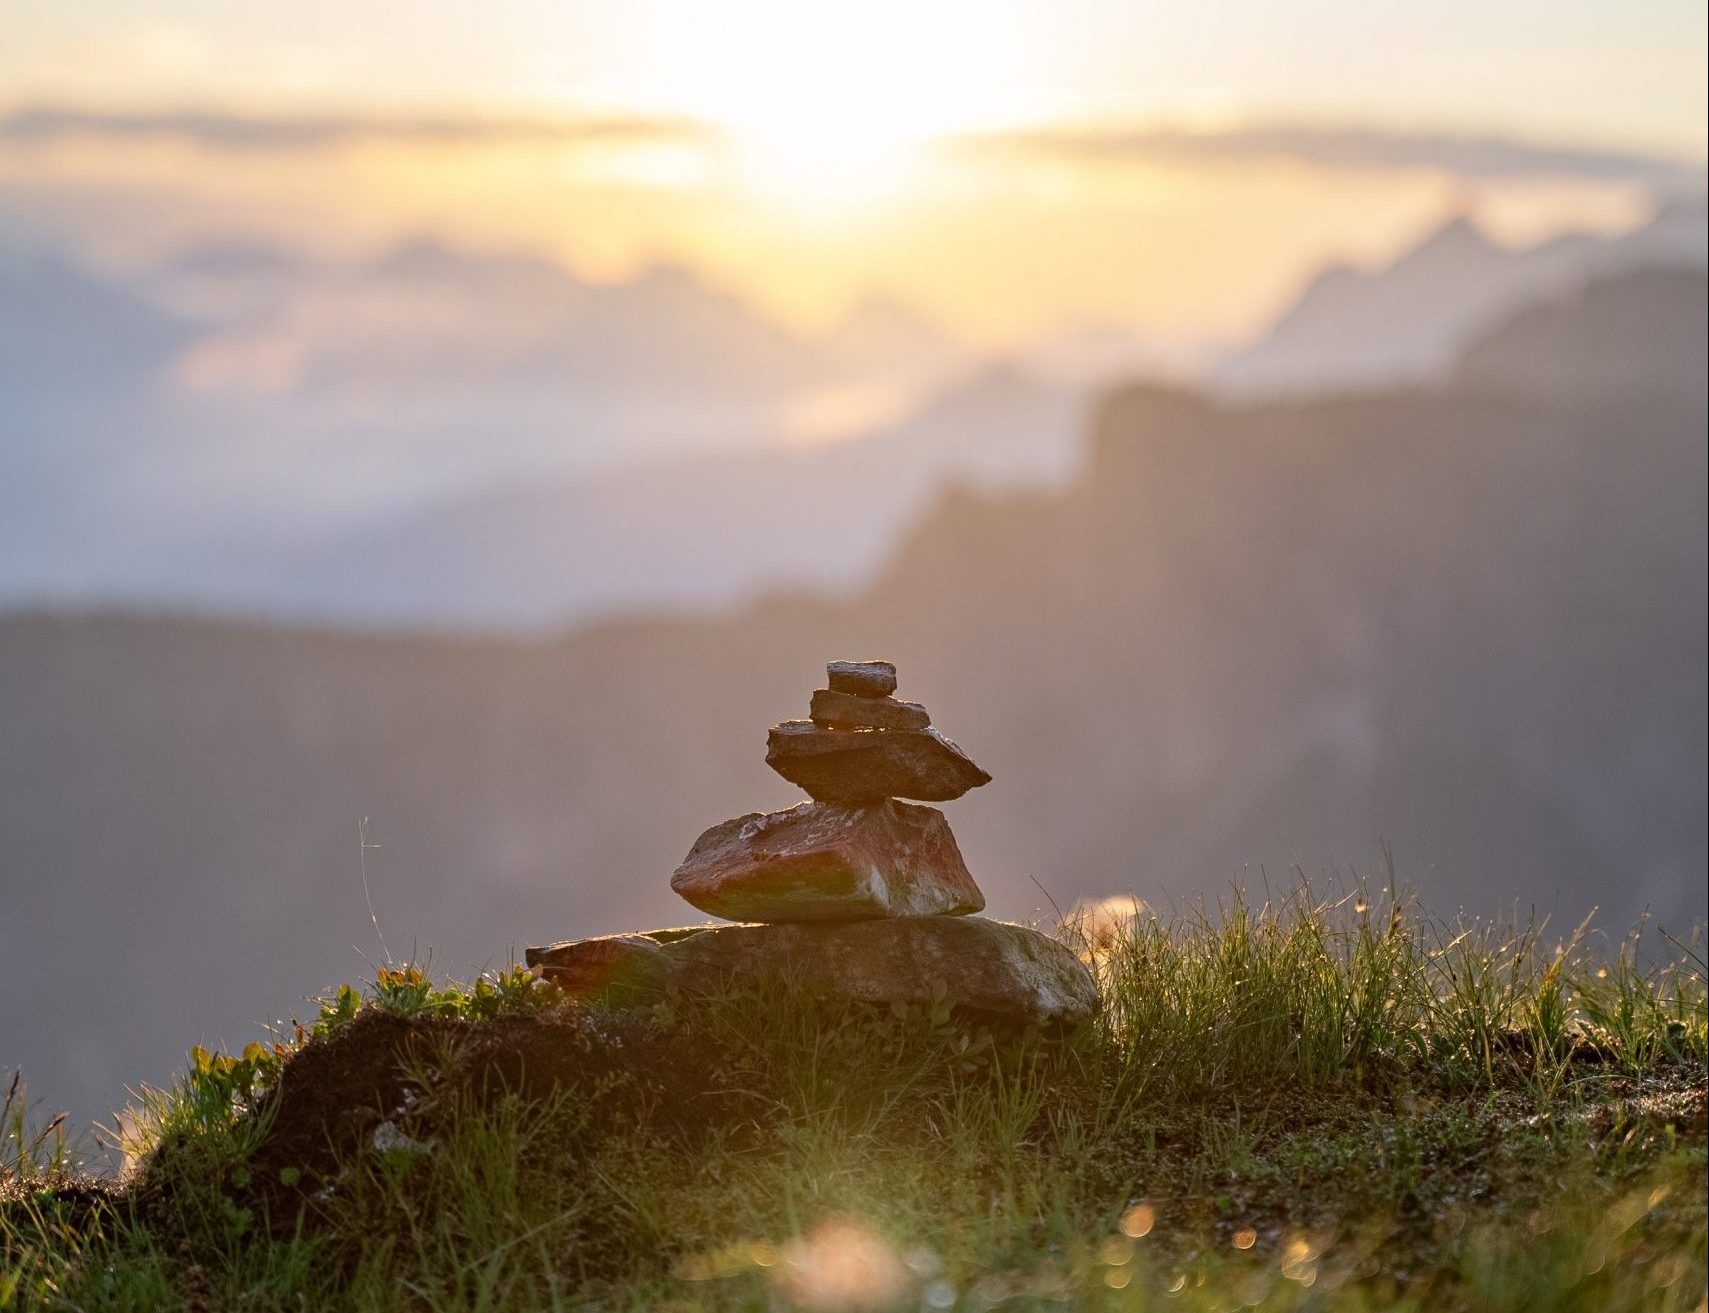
xmin=777 ymin=1218 xmax=911 ymax=1311
xmin=621 ymin=0 xmax=1043 ymax=208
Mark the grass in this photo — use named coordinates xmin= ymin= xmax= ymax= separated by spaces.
xmin=2 ymin=886 xmax=1704 ymax=1312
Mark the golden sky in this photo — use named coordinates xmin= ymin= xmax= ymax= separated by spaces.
xmin=3 ymin=1 xmax=1702 ymax=345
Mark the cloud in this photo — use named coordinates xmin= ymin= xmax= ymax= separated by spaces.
xmin=0 ymin=107 xmax=715 ymax=152
xmin=955 ymin=122 xmax=1707 ymax=188
xmin=8 ymin=108 xmax=1700 ymax=191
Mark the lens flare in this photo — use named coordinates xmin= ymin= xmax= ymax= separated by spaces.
xmin=776 ymin=1217 xmax=912 ymax=1312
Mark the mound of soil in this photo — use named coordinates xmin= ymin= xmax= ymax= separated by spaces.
xmin=134 ymin=1001 xmax=753 ymax=1231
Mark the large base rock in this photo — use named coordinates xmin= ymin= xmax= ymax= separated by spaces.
xmin=524 ymin=933 xmax=664 ymax=993
xmin=766 ymin=721 xmax=991 ymax=802
xmin=527 ymin=918 xmax=1098 ymax=1026
xmin=671 ymin=800 xmax=984 ymax=922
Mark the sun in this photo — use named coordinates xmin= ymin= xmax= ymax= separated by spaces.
xmin=619 ymin=0 xmax=1037 ymax=206
xmin=719 ymin=89 xmax=942 ymax=210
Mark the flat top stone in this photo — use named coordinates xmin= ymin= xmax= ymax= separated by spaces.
xmin=827 ymin=660 xmax=897 ymax=698
xmin=766 ymin=720 xmax=991 ymax=803
xmin=809 ymin=688 xmax=930 ymax=732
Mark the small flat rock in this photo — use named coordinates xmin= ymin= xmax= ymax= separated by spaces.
xmin=809 ymin=688 xmax=931 ymax=732
xmin=826 ymin=660 xmax=898 ymax=698
xmin=767 ymin=720 xmax=991 ymax=802
xmin=671 ymin=799 xmax=984 ymax=922
xmin=524 ymin=934 xmax=665 ymax=994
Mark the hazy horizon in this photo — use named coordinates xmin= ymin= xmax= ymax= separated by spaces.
xmin=7 ymin=0 xmax=1706 ymax=352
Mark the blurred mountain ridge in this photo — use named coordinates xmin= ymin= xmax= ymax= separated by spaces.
xmin=2 ymin=200 xmax=1704 ymax=626
xmin=1217 ymin=194 xmax=1707 ymax=395
xmin=0 ymin=234 xmax=976 ymax=607
xmin=265 ymin=363 xmax=1085 ymax=627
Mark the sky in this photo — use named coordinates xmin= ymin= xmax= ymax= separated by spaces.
xmin=7 ymin=1 xmax=1705 ymax=153
xmin=3 ymin=1 xmax=1705 ymax=344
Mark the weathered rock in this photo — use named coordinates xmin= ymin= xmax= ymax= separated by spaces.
xmin=671 ymin=800 xmax=983 ymax=922
xmin=665 ymin=919 xmax=1097 ymax=1023
xmin=525 ymin=919 xmax=1099 ymax=1025
xmin=808 ymin=688 xmax=931 ymax=732
xmin=826 ymin=660 xmax=898 ymax=698
xmin=524 ymin=933 xmax=665 ymax=994
xmin=767 ymin=720 xmax=991 ymax=802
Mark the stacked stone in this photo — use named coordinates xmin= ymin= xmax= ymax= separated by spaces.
xmin=671 ymin=660 xmax=991 ymax=922
xmin=527 ymin=661 xmax=1097 ymax=1026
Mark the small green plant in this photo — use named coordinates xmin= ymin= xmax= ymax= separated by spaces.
xmin=370 ymin=964 xmax=459 ymax=1018
xmin=298 ymin=962 xmax=563 ymax=1047
xmin=464 ymin=963 xmax=564 ymax=1019
xmin=181 ymin=1042 xmax=285 ymax=1134
xmin=313 ymin=982 xmax=364 ymax=1038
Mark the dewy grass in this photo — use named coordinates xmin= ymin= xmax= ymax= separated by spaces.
xmin=2 ymin=1075 xmax=69 ymax=1186
xmin=2 ymin=884 xmax=1703 ymax=1312
xmin=1080 ymin=886 xmax=1706 ymax=1101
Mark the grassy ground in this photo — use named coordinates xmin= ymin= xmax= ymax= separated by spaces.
xmin=3 ymin=887 xmax=1704 ymax=1312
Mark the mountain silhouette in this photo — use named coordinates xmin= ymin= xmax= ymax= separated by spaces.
xmin=1218 ymin=199 xmax=1707 ymax=395
xmin=0 ymin=238 xmax=971 ymax=614
xmin=266 ymin=365 xmax=1083 ymax=627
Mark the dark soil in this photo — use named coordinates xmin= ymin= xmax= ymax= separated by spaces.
xmin=133 ymin=1001 xmax=760 ymax=1233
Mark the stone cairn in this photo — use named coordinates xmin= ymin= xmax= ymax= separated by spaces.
xmin=526 ymin=661 xmax=1097 ymax=1026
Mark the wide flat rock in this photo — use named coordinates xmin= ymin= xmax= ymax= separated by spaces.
xmin=766 ymin=721 xmax=991 ymax=802
xmin=809 ymin=688 xmax=931 ymax=732
xmin=526 ymin=919 xmax=1099 ymax=1026
xmin=671 ymin=799 xmax=983 ymax=922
